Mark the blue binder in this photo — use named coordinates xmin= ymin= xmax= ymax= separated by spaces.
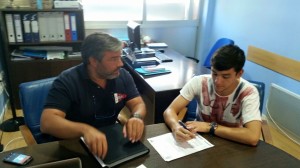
xmin=31 ymin=13 xmax=40 ymax=42
xmin=69 ymin=13 xmax=77 ymax=41
xmin=22 ymin=13 xmax=32 ymax=43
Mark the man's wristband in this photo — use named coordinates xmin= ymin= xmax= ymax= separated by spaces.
xmin=209 ymin=122 xmax=218 ymax=136
xmin=132 ymin=113 xmax=143 ymax=120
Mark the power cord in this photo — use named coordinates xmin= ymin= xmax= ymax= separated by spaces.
xmin=0 ymin=80 xmax=10 ymax=152
xmin=2 ymin=137 xmax=23 ymax=152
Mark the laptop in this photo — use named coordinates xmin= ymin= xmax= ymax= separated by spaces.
xmin=26 ymin=157 xmax=82 ymax=168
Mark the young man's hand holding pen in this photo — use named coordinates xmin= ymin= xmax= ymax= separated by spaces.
xmin=173 ymin=120 xmax=196 ymax=142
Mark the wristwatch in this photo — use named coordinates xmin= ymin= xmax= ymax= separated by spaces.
xmin=132 ymin=113 xmax=143 ymax=120
xmin=209 ymin=122 xmax=218 ymax=136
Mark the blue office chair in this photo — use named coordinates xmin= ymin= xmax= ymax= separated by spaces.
xmin=203 ymin=38 xmax=234 ymax=68
xmin=178 ymin=80 xmax=273 ymax=144
xmin=19 ymin=77 xmax=58 ymax=145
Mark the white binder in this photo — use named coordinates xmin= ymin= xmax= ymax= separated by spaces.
xmin=55 ymin=12 xmax=65 ymax=41
xmin=48 ymin=12 xmax=57 ymax=41
xmin=5 ymin=14 xmax=16 ymax=43
xmin=13 ymin=14 xmax=23 ymax=43
xmin=38 ymin=12 xmax=49 ymax=42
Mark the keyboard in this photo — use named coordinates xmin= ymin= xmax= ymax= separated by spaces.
xmin=155 ymin=52 xmax=173 ymax=62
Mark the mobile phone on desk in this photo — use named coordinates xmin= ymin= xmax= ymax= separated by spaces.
xmin=3 ymin=152 xmax=33 ymax=166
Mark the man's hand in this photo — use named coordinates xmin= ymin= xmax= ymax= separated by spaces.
xmin=83 ymin=126 xmax=108 ymax=159
xmin=123 ymin=117 xmax=144 ymax=143
xmin=172 ymin=123 xmax=196 ymax=142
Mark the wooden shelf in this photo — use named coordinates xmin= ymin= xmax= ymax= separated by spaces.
xmin=0 ymin=8 xmax=85 ymax=108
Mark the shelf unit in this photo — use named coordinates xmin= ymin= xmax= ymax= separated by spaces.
xmin=0 ymin=8 xmax=85 ymax=114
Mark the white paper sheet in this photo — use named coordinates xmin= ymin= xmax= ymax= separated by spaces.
xmin=147 ymin=133 xmax=214 ymax=161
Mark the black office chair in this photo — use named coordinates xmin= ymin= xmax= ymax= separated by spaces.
xmin=178 ymin=80 xmax=273 ymax=144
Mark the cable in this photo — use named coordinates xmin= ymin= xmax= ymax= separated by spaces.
xmin=266 ymin=99 xmax=300 ymax=146
xmin=2 ymin=136 xmax=24 ymax=152
xmin=0 ymin=80 xmax=10 ymax=152
xmin=0 ymin=82 xmax=9 ymax=97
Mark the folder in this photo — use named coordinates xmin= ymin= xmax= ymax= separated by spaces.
xmin=80 ymin=123 xmax=150 ymax=167
xmin=38 ymin=12 xmax=49 ymax=42
xmin=22 ymin=50 xmax=47 ymax=59
xmin=135 ymin=67 xmax=171 ymax=76
xmin=30 ymin=13 xmax=40 ymax=42
xmin=48 ymin=12 xmax=57 ymax=41
xmin=55 ymin=12 xmax=65 ymax=41
xmin=69 ymin=13 xmax=78 ymax=41
xmin=63 ymin=12 xmax=72 ymax=41
xmin=13 ymin=14 xmax=23 ymax=43
xmin=5 ymin=14 xmax=16 ymax=43
xmin=22 ymin=13 xmax=32 ymax=43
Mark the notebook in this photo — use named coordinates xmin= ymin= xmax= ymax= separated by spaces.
xmin=26 ymin=157 xmax=82 ymax=168
xmin=80 ymin=123 xmax=150 ymax=167
xmin=135 ymin=67 xmax=171 ymax=76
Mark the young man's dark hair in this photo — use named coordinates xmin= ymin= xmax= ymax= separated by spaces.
xmin=211 ymin=45 xmax=245 ymax=72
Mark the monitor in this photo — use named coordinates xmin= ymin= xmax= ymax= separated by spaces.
xmin=127 ymin=21 xmax=141 ymax=53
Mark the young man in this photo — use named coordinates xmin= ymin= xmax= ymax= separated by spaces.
xmin=40 ymin=32 xmax=146 ymax=159
xmin=163 ymin=45 xmax=261 ymax=146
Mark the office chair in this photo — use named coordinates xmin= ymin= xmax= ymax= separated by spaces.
xmin=178 ymin=80 xmax=273 ymax=144
xmin=19 ymin=77 xmax=58 ymax=145
xmin=18 ymin=77 xmax=130 ymax=145
xmin=203 ymin=38 xmax=234 ymax=68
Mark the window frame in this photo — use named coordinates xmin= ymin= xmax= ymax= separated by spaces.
xmin=82 ymin=0 xmax=200 ymax=29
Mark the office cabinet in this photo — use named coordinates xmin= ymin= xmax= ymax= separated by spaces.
xmin=0 ymin=8 xmax=85 ymax=108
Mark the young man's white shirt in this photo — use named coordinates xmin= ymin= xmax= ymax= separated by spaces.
xmin=180 ymin=75 xmax=261 ymax=127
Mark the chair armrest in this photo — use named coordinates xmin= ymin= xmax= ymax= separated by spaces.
xmin=261 ymin=119 xmax=273 ymax=145
xmin=178 ymin=107 xmax=187 ymax=121
xmin=19 ymin=125 xmax=37 ymax=145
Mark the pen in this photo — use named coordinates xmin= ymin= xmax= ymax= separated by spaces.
xmin=178 ymin=120 xmax=188 ymax=130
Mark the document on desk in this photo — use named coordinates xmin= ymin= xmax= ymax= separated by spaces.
xmin=148 ymin=133 xmax=214 ymax=161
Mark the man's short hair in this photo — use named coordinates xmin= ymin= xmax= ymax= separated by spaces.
xmin=211 ymin=44 xmax=245 ymax=72
xmin=81 ymin=32 xmax=122 ymax=65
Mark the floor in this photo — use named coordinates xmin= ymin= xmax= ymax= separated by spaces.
xmin=0 ymin=109 xmax=299 ymax=160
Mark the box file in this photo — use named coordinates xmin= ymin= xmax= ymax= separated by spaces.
xmin=70 ymin=13 xmax=78 ymax=41
xmin=22 ymin=13 xmax=32 ymax=43
xmin=30 ymin=13 xmax=39 ymax=42
xmin=48 ymin=12 xmax=57 ymax=41
xmin=56 ymin=12 xmax=65 ymax=41
xmin=64 ymin=12 xmax=72 ymax=41
xmin=38 ymin=12 xmax=49 ymax=42
xmin=54 ymin=0 xmax=82 ymax=9
xmin=13 ymin=14 xmax=23 ymax=43
xmin=5 ymin=14 xmax=16 ymax=43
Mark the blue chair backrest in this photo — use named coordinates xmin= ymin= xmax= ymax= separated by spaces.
xmin=248 ymin=80 xmax=265 ymax=114
xmin=19 ymin=77 xmax=57 ymax=144
xmin=183 ymin=80 xmax=265 ymax=121
xmin=203 ymin=38 xmax=234 ymax=68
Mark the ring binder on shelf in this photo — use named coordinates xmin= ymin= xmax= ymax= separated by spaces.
xmin=5 ymin=13 xmax=16 ymax=43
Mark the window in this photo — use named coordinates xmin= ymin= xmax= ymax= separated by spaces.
xmin=82 ymin=0 xmax=200 ymax=22
xmin=82 ymin=0 xmax=143 ymax=21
